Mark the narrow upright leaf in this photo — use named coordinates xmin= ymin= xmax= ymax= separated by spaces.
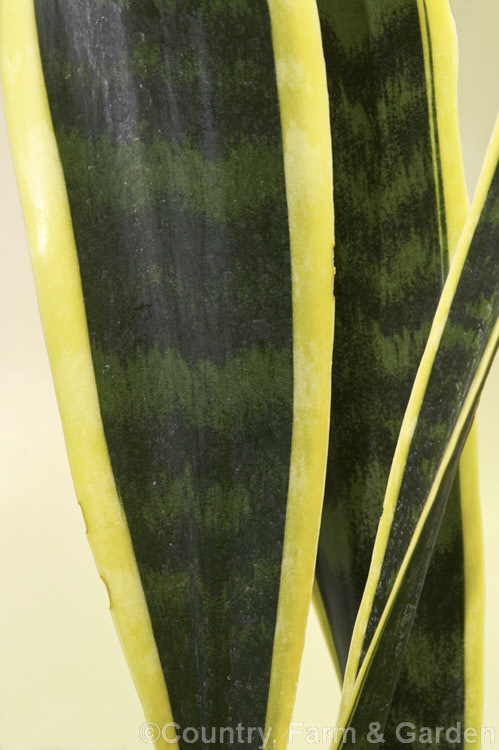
xmin=314 ymin=0 xmax=483 ymax=743
xmin=337 ymin=121 xmax=499 ymax=748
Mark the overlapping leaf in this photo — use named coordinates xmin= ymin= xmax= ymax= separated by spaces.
xmin=315 ymin=0 xmax=453 ymax=671
xmin=317 ymin=1 xmax=476 ymax=736
xmin=335 ymin=126 xmax=499 ymax=747
xmin=314 ymin=1 xmax=482 ymax=743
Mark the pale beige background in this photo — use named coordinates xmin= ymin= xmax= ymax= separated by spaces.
xmin=0 ymin=3 xmax=498 ymax=749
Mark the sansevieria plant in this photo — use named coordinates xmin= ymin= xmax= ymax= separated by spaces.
xmin=0 ymin=1 xmax=498 ymax=750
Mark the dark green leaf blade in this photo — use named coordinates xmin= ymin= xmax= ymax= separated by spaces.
xmin=315 ymin=0 xmax=456 ymax=675
xmin=33 ymin=0 xmax=293 ymax=740
xmin=337 ymin=129 xmax=499 ymax=748
xmin=314 ymin=3 xmax=484 ymax=743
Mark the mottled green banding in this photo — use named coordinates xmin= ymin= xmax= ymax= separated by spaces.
xmin=383 ymin=483 xmax=464 ymax=750
xmin=345 ymin=165 xmax=499 ymax=746
xmin=315 ymin=0 xmax=470 ymax=742
xmin=51 ymin=128 xmax=285 ymax=223
xmin=367 ymin=0 xmax=466 ymax=739
xmin=315 ymin=0 xmax=448 ymax=670
xmin=34 ymin=0 xmax=293 ymax=745
xmin=93 ymin=345 xmax=292 ymax=432
xmin=340 ymin=440 xmax=468 ymax=750
xmin=367 ymin=162 xmax=499 ymax=641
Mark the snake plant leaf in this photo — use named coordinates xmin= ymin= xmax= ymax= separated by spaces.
xmin=384 ymin=5 xmax=485 ymax=727
xmin=0 ymin=1 xmax=333 ymax=748
xmin=335 ymin=121 xmax=499 ymax=749
xmin=315 ymin=0 xmax=460 ymax=672
xmin=315 ymin=3 xmax=481 ymax=740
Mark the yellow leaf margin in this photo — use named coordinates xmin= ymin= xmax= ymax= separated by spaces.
xmin=266 ymin=0 xmax=335 ymax=746
xmin=0 ymin=1 xmax=178 ymax=747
